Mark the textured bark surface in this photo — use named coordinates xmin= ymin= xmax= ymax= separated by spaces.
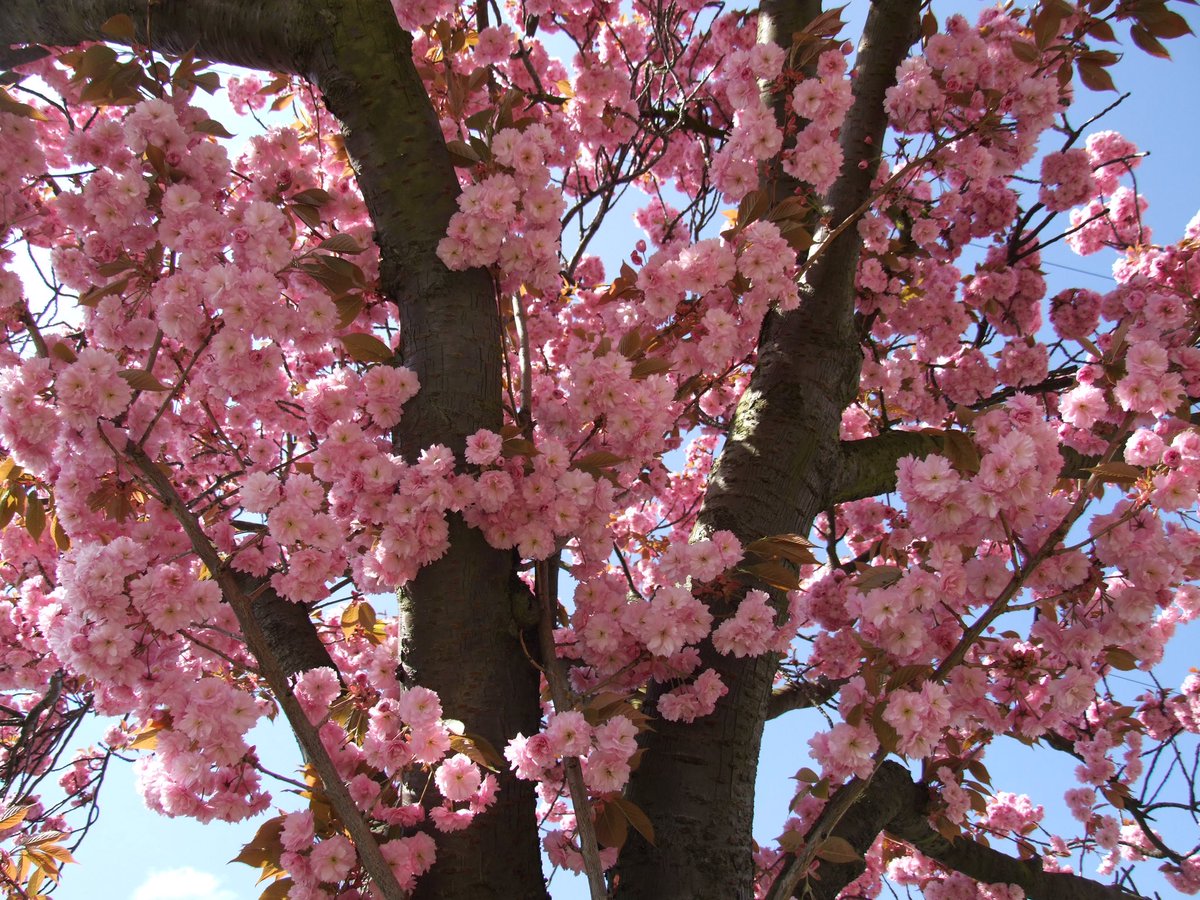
xmin=794 ymin=763 xmax=1142 ymax=900
xmin=1 ymin=4 xmax=1155 ymax=900
xmin=834 ymin=431 xmax=946 ymax=503
xmin=308 ymin=5 xmax=547 ymax=896
xmin=0 ymin=0 xmax=321 ymax=73
xmin=231 ymin=573 xmax=337 ymax=677
xmin=617 ymin=2 xmax=922 ymax=897
xmin=4 ymin=2 xmax=545 ymax=896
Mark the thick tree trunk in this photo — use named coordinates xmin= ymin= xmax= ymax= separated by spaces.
xmin=311 ymin=6 xmax=547 ymax=896
xmin=617 ymin=2 xmax=922 ymax=897
xmin=3 ymin=2 xmax=547 ymax=896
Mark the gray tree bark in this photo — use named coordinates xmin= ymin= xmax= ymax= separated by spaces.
xmin=1 ymin=1 xmax=546 ymax=896
xmin=0 ymin=4 xmax=1162 ymax=900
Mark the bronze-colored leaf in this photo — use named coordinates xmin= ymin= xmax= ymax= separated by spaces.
xmin=1145 ymin=8 xmax=1192 ymax=39
xmin=0 ymin=804 xmax=31 ymax=833
xmin=318 ymin=233 xmax=368 ymax=254
xmin=445 ymin=139 xmax=481 ymax=167
xmin=778 ymin=829 xmax=805 ymax=853
xmin=0 ymin=87 xmax=49 ymax=121
xmin=740 ymin=560 xmax=803 ymax=592
xmin=573 ymin=451 xmax=627 ymax=473
xmin=815 ymin=835 xmax=861 ymax=865
xmin=885 ymin=664 xmax=930 ymax=690
xmin=450 ymin=731 xmax=506 ymax=772
xmin=50 ymin=515 xmax=69 ymax=552
xmin=1105 ymin=646 xmax=1138 ymax=671
xmin=48 ymin=342 xmax=78 ymax=364
xmin=611 ymin=796 xmax=655 ymax=846
xmin=291 ymin=188 xmax=333 ymax=206
xmin=23 ymin=495 xmax=45 ymax=542
xmin=127 ymin=724 xmax=161 ymax=751
xmin=594 ymin=801 xmax=629 ymax=849
xmin=851 ymin=565 xmax=903 ymax=592
xmin=291 ymin=202 xmax=322 ymax=228
xmin=745 ymin=534 xmax=818 ymax=567
xmin=119 ymin=369 xmax=171 ymax=392
xmin=617 ymin=328 xmax=643 ymax=359
xmin=259 ymin=878 xmax=294 ymax=900
xmin=1077 ymin=59 xmax=1118 ymax=90
xmin=501 ymin=438 xmax=539 ymax=458
xmin=1086 ymin=461 xmax=1141 ymax=484
xmin=340 ymin=333 xmax=393 ymax=363
xmin=231 ymin=815 xmax=286 ymax=869
xmin=334 ymin=294 xmax=364 ymax=329
xmin=941 ymin=431 xmax=980 ymax=475
xmin=194 ymin=117 xmax=234 ymax=138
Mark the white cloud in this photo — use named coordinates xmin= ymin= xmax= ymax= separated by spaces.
xmin=131 ymin=867 xmax=238 ymax=900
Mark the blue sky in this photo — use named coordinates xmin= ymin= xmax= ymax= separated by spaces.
xmin=40 ymin=3 xmax=1200 ymax=898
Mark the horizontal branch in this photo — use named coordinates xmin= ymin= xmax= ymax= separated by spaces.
xmin=771 ymin=761 xmax=1145 ymax=900
xmin=886 ymin=778 xmax=1143 ymax=900
xmin=765 ymin=677 xmax=843 ymax=720
xmin=833 ymin=431 xmax=944 ymax=504
xmin=0 ymin=0 xmax=318 ymax=75
xmin=834 ymin=432 xmax=1098 ymax=505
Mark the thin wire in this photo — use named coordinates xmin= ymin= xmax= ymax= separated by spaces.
xmin=965 ymin=241 xmax=1115 ymax=282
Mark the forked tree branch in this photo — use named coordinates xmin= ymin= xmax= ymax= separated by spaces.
xmin=777 ymin=762 xmax=1144 ymax=900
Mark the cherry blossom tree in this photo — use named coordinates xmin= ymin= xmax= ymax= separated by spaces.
xmin=0 ymin=0 xmax=1198 ymax=898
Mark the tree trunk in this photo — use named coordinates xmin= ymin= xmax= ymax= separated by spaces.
xmin=312 ymin=5 xmax=547 ymax=896
xmin=2 ymin=2 xmax=548 ymax=896
xmin=617 ymin=2 xmax=922 ymax=896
